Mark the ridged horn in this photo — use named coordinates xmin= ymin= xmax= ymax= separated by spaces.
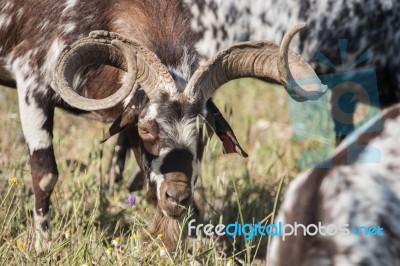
xmin=185 ymin=23 xmax=327 ymax=103
xmin=52 ymin=31 xmax=177 ymax=111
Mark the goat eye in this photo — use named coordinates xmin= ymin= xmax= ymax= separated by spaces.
xmin=139 ymin=128 xmax=150 ymax=135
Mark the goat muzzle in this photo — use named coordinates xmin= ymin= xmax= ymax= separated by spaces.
xmin=159 ymin=177 xmax=192 ymax=219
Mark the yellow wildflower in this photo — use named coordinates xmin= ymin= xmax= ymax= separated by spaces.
xmin=106 ymin=247 xmax=113 ymax=256
xmin=227 ymin=258 xmax=234 ymax=266
xmin=16 ymin=242 xmax=24 ymax=250
xmin=158 ymin=233 xmax=164 ymax=239
xmin=8 ymin=177 xmax=20 ymax=185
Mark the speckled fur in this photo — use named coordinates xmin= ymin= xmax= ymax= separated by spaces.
xmin=269 ymin=104 xmax=400 ymax=265
xmin=189 ymin=0 xmax=400 ymax=103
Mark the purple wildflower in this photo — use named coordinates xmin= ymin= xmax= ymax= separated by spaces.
xmin=124 ymin=195 xmax=137 ymax=206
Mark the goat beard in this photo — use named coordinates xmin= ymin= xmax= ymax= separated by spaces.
xmin=143 ymin=206 xmax=187 ymax=253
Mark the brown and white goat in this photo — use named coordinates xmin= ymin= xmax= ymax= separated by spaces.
xmin=0 ymin=0 xmax=325 ymax=253
xmin=269 ymin=104 xmax=400 ymax=265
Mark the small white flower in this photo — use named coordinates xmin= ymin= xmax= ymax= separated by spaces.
xmin=65 ymin=229 xmax=71 ymax=239
xmin=111 ymin=237 xmax=120 ymax=247
xmin=159 ymin=247 xmax=167 ymax=257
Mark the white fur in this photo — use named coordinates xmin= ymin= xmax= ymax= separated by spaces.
xmin=141 ymin=103 xmax=158 ymax=122
xmin=41 ymin=39 xmax=65 ymax=87
xmin=151 ymin=171 xmax=165 ymax=201
xmin=18 ymin=95 xmax=52 ymax=154
xmin=2 ymin=1 xmax=14 ymax=11
xmin=62 ymin=0 xmax=77 ymax=14
xmin=0 ymin=14 xmax=12 ymax=29
xmin=168 ymin=46 xmax=196 ymax=92
xmin=63 ymin=22 xmax=76 ymax=34
xmin=16 ymin=7 xmax=24 ymax=19
xmin=12 ymin=54 xmax=52 ymax=154
xmin=150 ymin=148 xmax=171 ymax=200
xmin=33 ymin=209 xmax=52 ymax=253
xmin=39 ymin=20 xmax=49 ymax=31
xmin=159 ymin=118 xmax=199 ymax=155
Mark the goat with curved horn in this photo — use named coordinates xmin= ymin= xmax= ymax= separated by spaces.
xmin=52 ymin=31 xmax=177 ymax=111
xmin=185 ymin=23 xmax=327 ymax=103
xmin=49 ymin=23 xmax=327 ymax=253
xmin=3 ymin=0 xmax=331 ymax=255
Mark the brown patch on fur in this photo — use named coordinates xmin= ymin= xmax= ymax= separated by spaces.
xmin=274 ymin=168 xmax=329 ymax=266
xmin=110 ymin=0 xmax=198 ymax=68
xmin=332 ymin=105 xmax=400 ymax=167
xmin=146 ymin=182 xmax=158 ymax=204
xmin=138 ymin=120 xmax=162 ymax=156
xmin=1 ymin=0 xmax=110 ymax=64
xmin=143 ymin=207 xmax=186 ymax=253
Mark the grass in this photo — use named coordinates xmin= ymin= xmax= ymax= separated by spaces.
xmin=0 ymin=78 xmax=358 ymax=265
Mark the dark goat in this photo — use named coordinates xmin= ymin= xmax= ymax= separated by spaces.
xmin=0 ymin=0 xmax=324 ymax=253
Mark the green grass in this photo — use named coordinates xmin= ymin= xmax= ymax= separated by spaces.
xmin=0 ymin=79 xmax=343 ymax=265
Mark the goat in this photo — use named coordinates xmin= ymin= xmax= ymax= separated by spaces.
xmin=0 ymin=0 xmax=325 ymax=253
xmin=191 ymin=0 xmax=400 ymax=139
xmin=268 ymin=103 xmax=400 ymax=265
xmin=111 ymin=0 xmax=400 ymax=184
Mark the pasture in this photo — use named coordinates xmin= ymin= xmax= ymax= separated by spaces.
xmin=0 ymin=79 xmax=354 ymax=265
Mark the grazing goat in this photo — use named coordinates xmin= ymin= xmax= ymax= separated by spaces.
xmin=269 ymin=103 xmax=400 ymax=265
xmin=0 ymin=0 xmax=325 ymax=252
xmin=111 ymin=0 xmax=400 ymax=183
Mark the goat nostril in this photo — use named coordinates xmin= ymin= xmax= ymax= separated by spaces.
xmin=165 ymin=190 xmax=190 ymax=205
xmin=165 ymin=191 xmax=173 ymax=199
xmin=178 ymin=192 xmax=190 ymax=204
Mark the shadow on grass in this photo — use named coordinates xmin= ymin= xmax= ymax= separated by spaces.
xmin=193 ymin=170 xmax=280 ymax=262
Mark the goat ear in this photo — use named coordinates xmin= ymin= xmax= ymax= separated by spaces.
xmin=101 ymin=88 xmax=147 ymax=143
xmin=101 ymin=107 xmax=137 ymax=143
xmin=207 ymin=101 xmax=248 ymax=158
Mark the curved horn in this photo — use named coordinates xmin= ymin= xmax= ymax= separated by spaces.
xmin=185 ymin=23 xmax=327 ymax=103
xmin=52 ymin=38 xmax=137 ymax=110
xmin=52 ymin=31 xmax=176 ymax=111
